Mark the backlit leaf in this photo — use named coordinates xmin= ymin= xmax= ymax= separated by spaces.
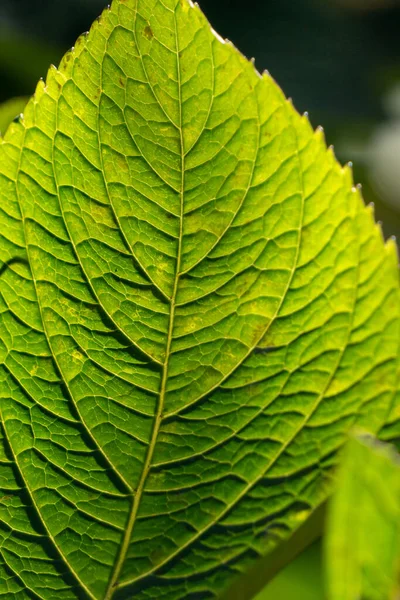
xmin=0 ymin=1 xmax=399 ymax=598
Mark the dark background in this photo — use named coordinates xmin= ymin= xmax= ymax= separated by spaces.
xmin=2 ymin=0 xmax=400 ymax=123
xmin=1 ymin=0 xmax=400 ymax=237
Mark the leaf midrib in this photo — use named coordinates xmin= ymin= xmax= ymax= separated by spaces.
xmin=115 ymin=112 xmax=363 ymax=596
xmin=103 ymin=8 xmax=186 ymax=599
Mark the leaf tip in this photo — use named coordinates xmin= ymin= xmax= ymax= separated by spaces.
xmin=315 ymin=125 xmax=326 ymax=142
xmin=34 ymin=78 xmax=46 ymax=101
xmin=314 ymin=124 xmax=327 ymax=147
xmin=386 ymin=234 xmax=399 ymax=263
xmin=343 ymin=160 xmax=354 ymax=180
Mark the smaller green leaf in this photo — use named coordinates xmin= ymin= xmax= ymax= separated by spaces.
xmin=0 ymin=96 xmax=28 ymax=135
xmin=255 ymin=542 xmax=323 ymax=600
xmin=325 ymin=434 xmax=400 ymax=600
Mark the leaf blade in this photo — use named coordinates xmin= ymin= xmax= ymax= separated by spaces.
xmin=325 ymin=435 xmax=400 ymax=600
xmin=0 ymin=1 xmax=399 ymax=598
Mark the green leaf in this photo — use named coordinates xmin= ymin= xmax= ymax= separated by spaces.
xmin=255 ymin=542 xmax=323 ymax=600
xmin=325 ymin=435 xmax=400 ymax=600
xmin=0 ymin=97 xmax=28 ymax=136
xmin=0 ymin=1 xmax=399 ymax=599
xmin=221 ymin=506 xmax=325 ymax=600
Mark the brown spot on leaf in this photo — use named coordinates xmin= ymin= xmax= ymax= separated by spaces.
xmin=144 ymin=25 xmax=153 ymax=40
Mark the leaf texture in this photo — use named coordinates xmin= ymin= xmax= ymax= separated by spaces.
xmin=0 ymin=1 xmax=399 ymax=598
xmin=325 ymin=435 xmax=400 ymax=600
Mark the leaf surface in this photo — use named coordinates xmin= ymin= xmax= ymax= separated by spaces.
xmin=0 ymin=1 xmax=399 ymax=598
xmin=325 ymin=435 xmax=400 ymax=600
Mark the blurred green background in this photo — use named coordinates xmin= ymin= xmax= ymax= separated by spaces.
xmin=1 ymin=0 xmax=400 ymax=598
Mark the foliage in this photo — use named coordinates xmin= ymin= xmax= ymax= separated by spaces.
xmin=325 ymin=435 xmax=400 ymax=600
xmin=0 ymin=0 xmax=399 ymax=599
xmin=255 ymin=542 xmax=323 ymax=600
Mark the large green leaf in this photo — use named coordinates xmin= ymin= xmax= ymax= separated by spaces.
xmin=325 ymin=435 xmax=400 ymax=600
xmin=0 ymin=1 xmax=399 ymax=598
xmin=0 ymin=97 xmax=28 ymax=136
